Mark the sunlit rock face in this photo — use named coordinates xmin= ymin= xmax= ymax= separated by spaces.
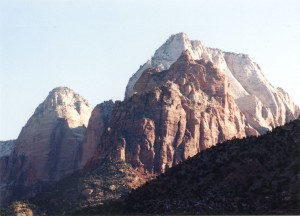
xmin=126 ymin=33 xmax=300 ymax=134
xmin=0 ymin=87 xmax=92 ymax=207
xmin=98 ymin=51 xmax=246 ymax=173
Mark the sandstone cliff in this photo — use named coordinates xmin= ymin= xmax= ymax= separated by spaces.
xmin=1 ymin=33 xmax=299 ymax=212
xmin=91 ymin=119 xmax=300 ymax=215
xmin=126 ymin=33 xmax=300 ymax=134
xmin=0 ymin=87 xmax=92 ymax=207
xmin=0 ymin=140 xmax=16 ymax=158
xmin=79 ymin=100 xmax=114 ymax=168
xmin=97 ymin=51 xmax=246 ymax=173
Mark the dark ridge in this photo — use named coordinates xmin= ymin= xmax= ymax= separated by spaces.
xmin=80 ymin=119 xmax=300 ymax=215
xmin=24 ymin=159 xmax=152 ymax=215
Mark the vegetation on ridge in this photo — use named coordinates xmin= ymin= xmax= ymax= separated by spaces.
xmin=28 ymin=159 xmax=152 ymax=215
xmin=2 ymin=120 xmax=300 ymax=215
xmin=81 ymin=119 xmax=300 ymax=215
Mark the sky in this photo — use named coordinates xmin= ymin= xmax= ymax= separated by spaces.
xmin=0 ymin=0 xmax=300 ymax=140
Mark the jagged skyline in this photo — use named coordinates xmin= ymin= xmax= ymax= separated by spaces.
xmin=1 ymin=0 xmax=300 ymax=140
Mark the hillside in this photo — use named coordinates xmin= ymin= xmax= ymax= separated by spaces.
xmin=1 ymin=33 xmax=299 ymax=214
xmin=83 ymin=119 xmax=300 ymax=215
xmin=26 ymin=159 xmax=153 ymax=215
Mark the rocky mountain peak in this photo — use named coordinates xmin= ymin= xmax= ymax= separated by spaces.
xmin=33 ymin=87 xmax=92 ymax=128
xmin=37 ymin=87 xmax=87 ymax=109
xmin=172 ymin=49 xmax=195 ymax=65
xmin=0 ymin=87 xmax=93 ymax=207
xmin=126 ymin=33 xmax=300 ymax=135
xmin=151 ymin=33 xmax=195 ymax=71
xmin=163 ymin=32 xmax=190 ymax=46
xmin=97 ymin=51 xmax=246 ymax=173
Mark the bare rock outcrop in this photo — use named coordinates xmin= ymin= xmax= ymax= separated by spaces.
xmin=0 ymin=87 xmax=92 ymax=207
xmin=103 ymin=119 xmax=300 ymax=215
xmin=79 ymin=100 xmax=114 ymax=168
xmin=97 ymin=51 xmax=246 ymax=173
xmin=236 ymin=95 xmax=275 ymax=134
xmin=0 ymin=140 xmax=16 ymax=158
xmin=126 ymin=33 xmax=300 ymax=134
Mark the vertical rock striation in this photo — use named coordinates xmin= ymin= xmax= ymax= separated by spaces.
xmin=0 ymin=87 xmax=92 ymax=207
xmin=97 ymin=51 xmax=246 ymax=173
xmin=79 ymin=100 xmax=114 ymax=168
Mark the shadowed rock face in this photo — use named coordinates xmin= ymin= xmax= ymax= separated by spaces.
xmin=87 ymin=119 xmax=300 ymax=215
xmin=95 ymin=51 xmax=246 ymax=173
xmin=79 ymin=100 xmax=114 ymax=168
xmin=0 ymin=87 xmax=92 ymax=207
xmin=0 ymin=140 xmax=16 ymax=158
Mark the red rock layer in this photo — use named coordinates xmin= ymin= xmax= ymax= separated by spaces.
xmin=95 ymin=50 xmax=246 ymax=173
xmin=79 ymin=100 xmax=114 ymax=168
xmin=0 ymin=87 xmax=92 ymax=207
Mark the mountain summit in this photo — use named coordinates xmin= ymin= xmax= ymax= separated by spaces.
xmin=33 ymin=86 xmax=91 ymax=128
xmin=0 ymin=87 xmax=93 ymax=207
xmin=126 ymin=33 xmax=300 ymax=134
xmin=94 ymin=50 xmax=246 ymax=173
xmin=1 ymin=34 xmax=299 ymax=213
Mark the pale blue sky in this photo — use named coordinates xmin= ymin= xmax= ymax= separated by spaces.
xmin=0 ymin=0 xmax=300 ymax=140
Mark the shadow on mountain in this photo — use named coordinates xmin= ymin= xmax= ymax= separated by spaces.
xmin=0 ymin=123 xmax=87 ymax=208
xmin=80 ymin=119 xmax=300 ymax=215
xmin=17 ymin=158 xmax=152 ymax=215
